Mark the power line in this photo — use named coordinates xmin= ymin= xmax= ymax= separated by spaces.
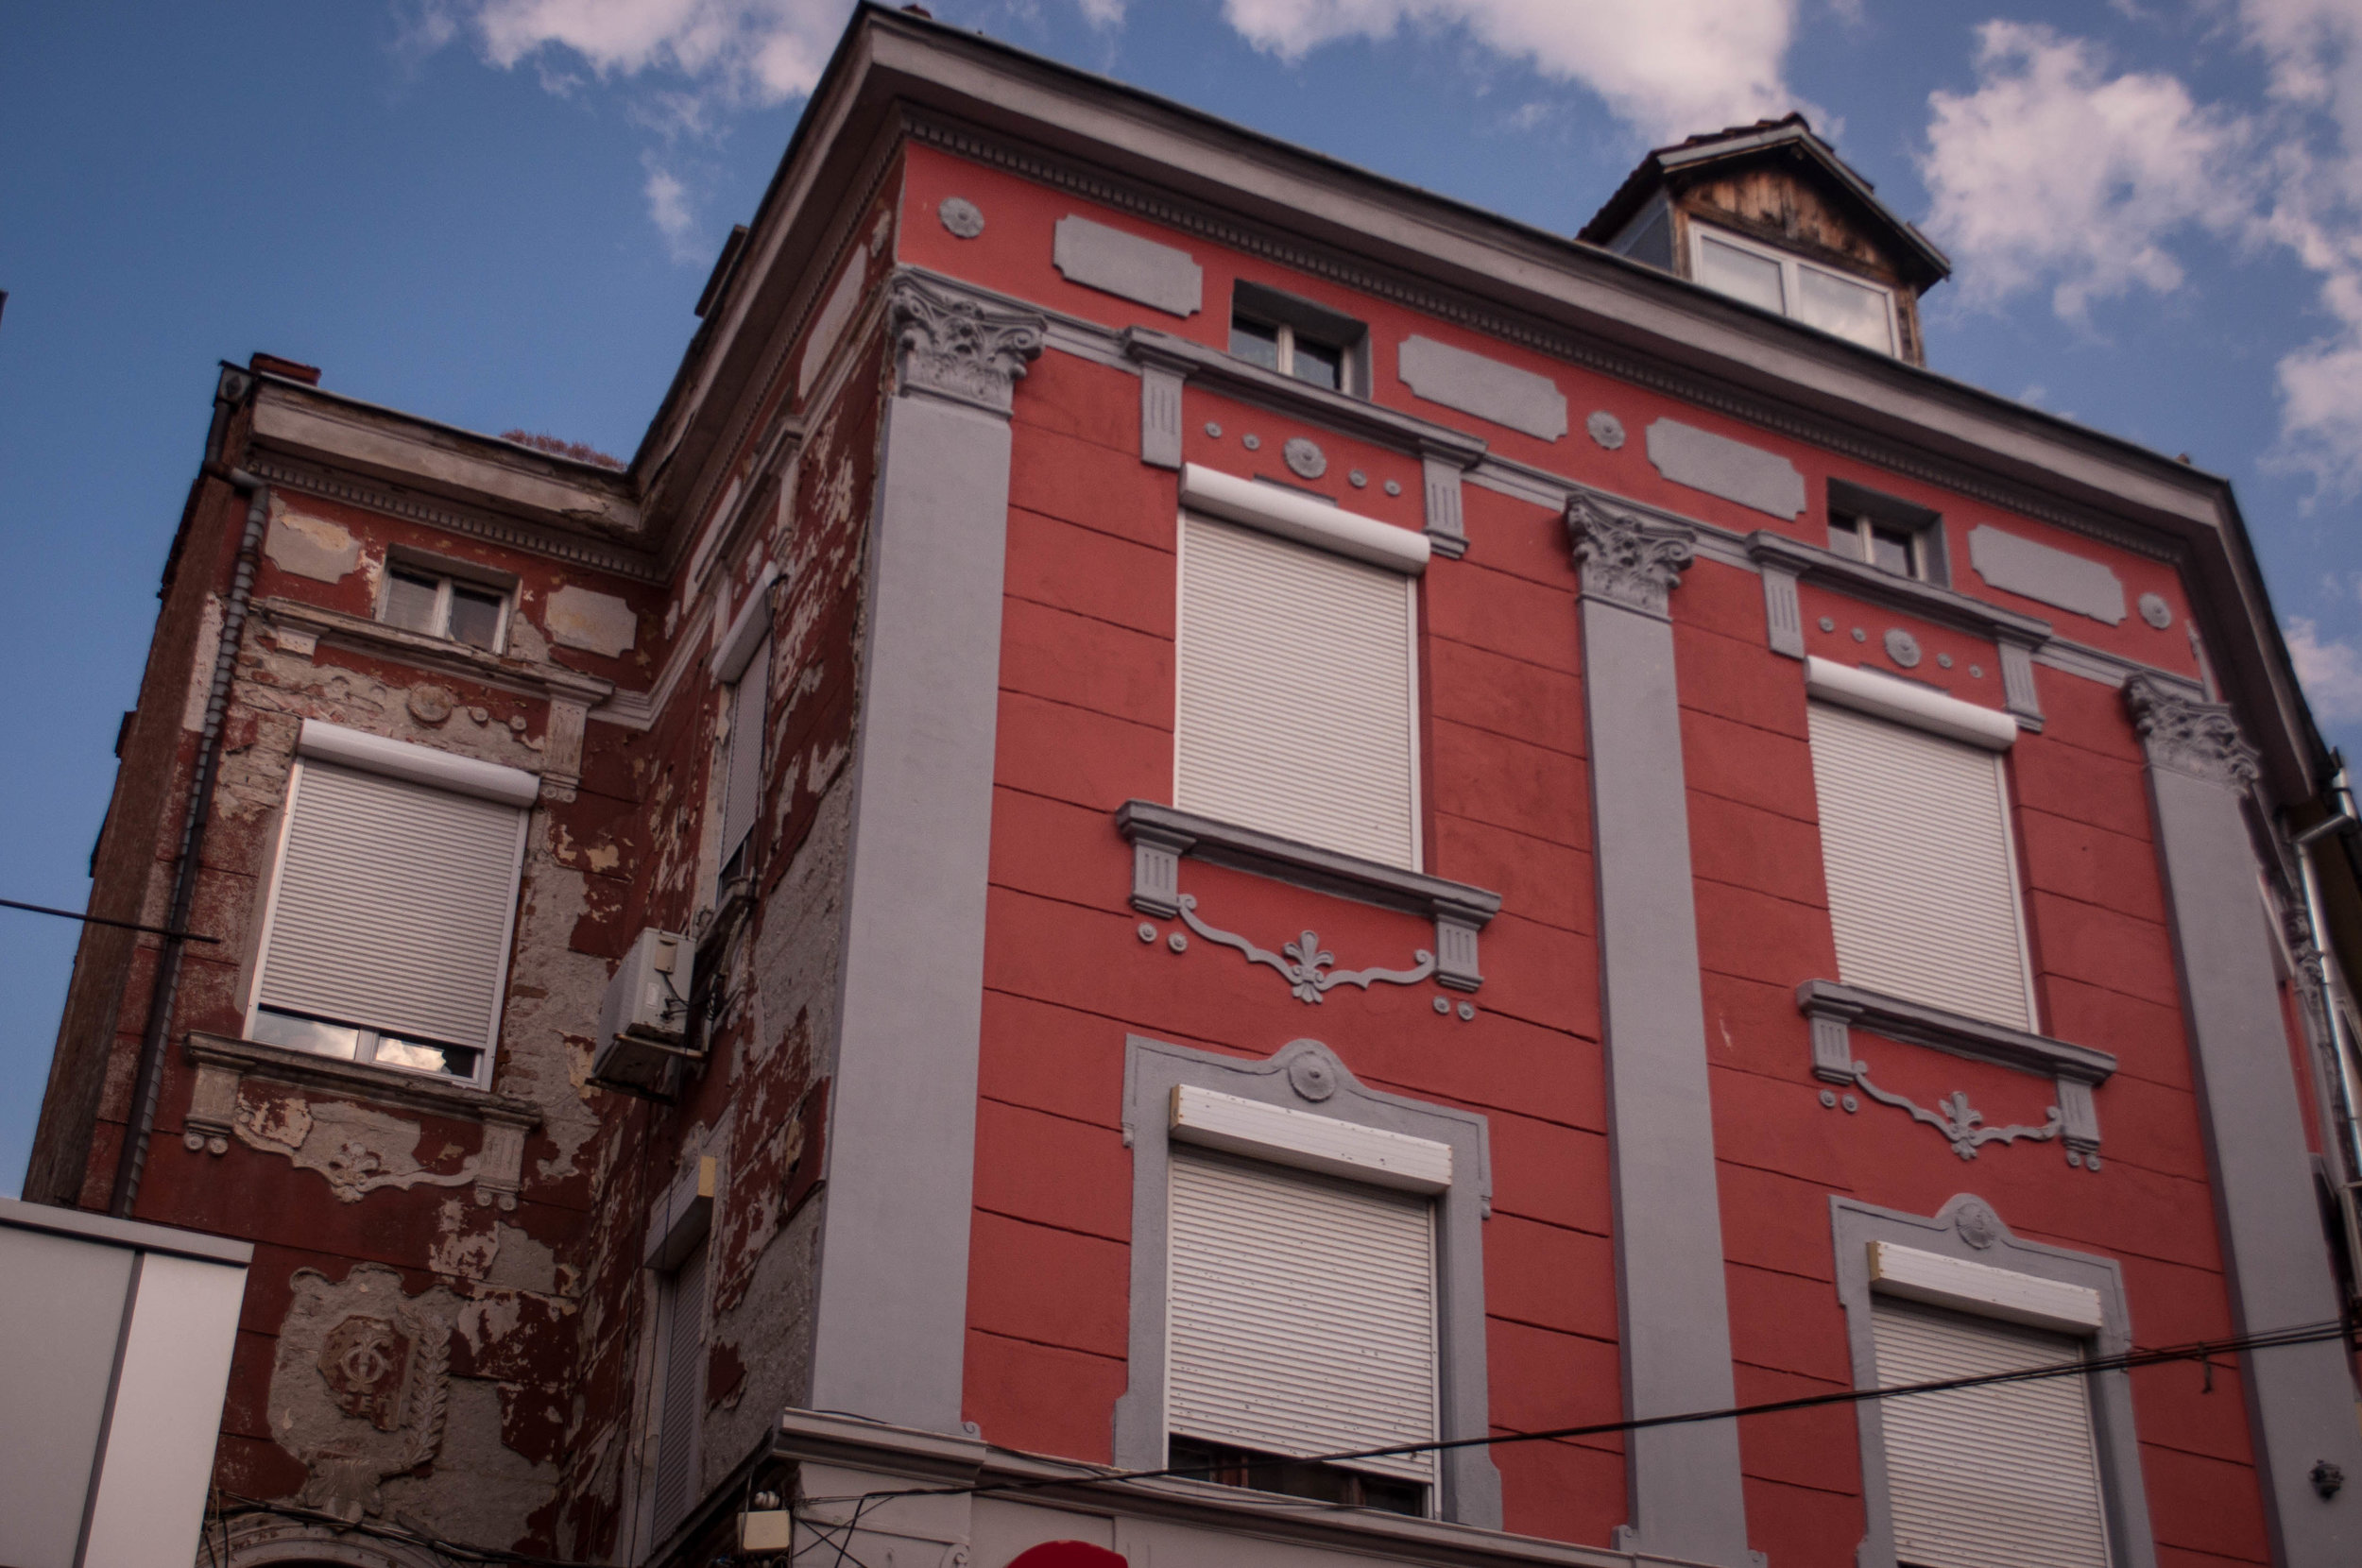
xmin=0 ymin=894 xmax=219 ymax=944
xmin=798 ymin=1316 xmax=2355 ymax=1517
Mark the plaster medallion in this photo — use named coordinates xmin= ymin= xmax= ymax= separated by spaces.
xmin=1884 ymin=628 xmax=1923 ymax=669
xmin=937 ymin=196 xmax=985 ymax=239
xmin=1204 ymin=421 xmax=1223 ymax=438
xmin=1138 ymin=923 xmax=1156 ymax=944
xmin=1952 ymin=1196 xmax=2003 ymax=1249
xmin=1969 ymin=664 xmax=1984 ymax=678
xmin=1283 ymin=436 xmax=1327 ymax=480
xmin=1456 ymin=1000 xmax=1477 ymax=1020
xmin=2138 ymin=591 xmax=2173 ymax=629
xmin=1286 ymin=1052 xmax=1339 ymax=1101
xmin=1851 ymin=627 xmax=1867 ymax=643
xmin=1241 ymin=434 xmax=1261 ymax=451
xmin=406 ymin=685 xmax=454 ymax=725
xmin=1818 ymin=617 xmax=1836 ymax=633
xmin=1434 ymin=997 xmax=1451 ymax=1014
xmin=1348 ymin=469 xmax=1368 ymax=487
xmin=1937 ymin=653 xmax=1954 ymax=669
xmin=1383 ymin=479 xmax=1402 ymax=497
xmin=1585 ymin=410 xmax=1627 ymax=450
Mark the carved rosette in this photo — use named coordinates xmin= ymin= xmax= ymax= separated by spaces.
xmin=886 ymin=275 xmax=1046 ymax=415
xmin=1566 ymin=495 xmax=1696 ymax=617
xmin=2124 ymin=674 xmax=2260 ymax=786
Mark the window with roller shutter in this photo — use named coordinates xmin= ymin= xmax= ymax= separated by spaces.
xmin=247 ymin=742 xmax=530 ymax=1086
xmin=1174 ymin=512 xmax=1420 ymax=870
xmin=1165 ymin=1150 xmax=1438 ymax=1512
xmin=718 ymin=635 xmax=770 ymax=875
xmin=1807 ymin=700 xmax=2037 ymax=1030
xmin=651 ymin=1239 xmax=709 ymax=1535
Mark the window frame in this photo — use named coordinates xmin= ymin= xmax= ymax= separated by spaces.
xmin=377 ymin=553 xmax=516 ymax=654
xmin=1689 ymin=221 xmax=1900 ymax=355
xmin=1172 ymin=465 xmax=1428 ymax=873
xmin=1828 ymin=480 xmax=1947 ymax=586
xmin=711 ymin=565 xmax=780 ymax=885
xmin=243 ymin=720 xmax=537 ymax=1091
xmin=1112 ymin=1034 xmax=1501 ymax=1528
xmin=1228 ymin=281 xmax=1371 ymax=398
xmin=1832 ymin=1194 xmax=2157 ymax=1568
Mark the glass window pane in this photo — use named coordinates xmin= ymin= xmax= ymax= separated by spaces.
xmin=1870 ymin=525 xmax=1914 ymax=576
xmin=253 ymin=1007 xmax=361 ymax=1061
xmin=1796 ymin=265 xmax=1894 ymax=351
xmin=448 ymin=585 xmax=504 ymax=650
xmin=1290 ymin=337 xmax=1343 ymax=391
xmin=1697 ymin=235 xmax=1786 ymax=314
xmin=372 ymin=1035 xmax=482 ymax=1079
xmin=384 ymin=571 xmax=440 ymax=635
xmin=1230 ymin=315 xmax=1282 ymax=371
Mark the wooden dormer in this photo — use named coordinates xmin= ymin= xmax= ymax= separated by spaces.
xmin=1581 ymin=114 xmax=1950 ymax=365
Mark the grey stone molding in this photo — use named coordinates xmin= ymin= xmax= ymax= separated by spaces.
xmin=238 ymin=457 xmax=664 ymax=582
xmin=181 ymin=1031 xmax=540 ymax=1211
xmin=1112 ymin=1036 xmax=1502 ymax=1527
xmin=1830 ymin=1194 xmax=2158 ymax=1568
xmin=1116 ymin=800 xmax=1499 ymax=991
xmin=2125 ymin=674 xmax=2262 ymax=787
xmin=772 ymin=1406 xmax=1678 ymax=1568
xmin=1053 ymin=213 xmax=1204 ymax=317
xmin=1566 ymin=494 xmax=1696 ymax=620
xmin=2131 ymin=673 xmax=2362 ymax=1557
xmin=1799 ymin=980 xmax=2114 ymax=1167
xmin=1575 ymin=493 xmax=1754 ymax=1564
xmin=1397 ymin=333 xmax=1569 ymax=442
xmin=1746 ymin=532 xmax=2051 ymax=726
xmin=885 ymin=273 xmax=1046 ymax=415
xmin=1969 ymin=524 xmax=2128 ymax=626
xmin=1121 ymin=326 xmax=1484 ymax=556
xmin=1644 ymin=418 xmax=1805 ymax=520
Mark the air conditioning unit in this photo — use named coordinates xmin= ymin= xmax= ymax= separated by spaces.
xmin=593 ymin=929 xmax=693 ymax=1095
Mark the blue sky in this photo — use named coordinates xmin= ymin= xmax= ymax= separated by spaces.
xmin=6 ymin=0 xmax=2361 ymax=1194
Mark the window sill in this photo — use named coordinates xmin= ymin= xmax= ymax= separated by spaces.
xmin=1746 ymin=532 xmax=2051 ymax=727
xmin=1796 ymin=980 xmax=2115 ymax=1167
xmin=182 ymin=1031 xmax=540 ymax=1208
xmin=1117 ymin=801 xmax=1500 ymax=992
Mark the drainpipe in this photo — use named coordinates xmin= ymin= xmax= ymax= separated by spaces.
xmin=108 ymin=467 xmax=270 ymax=1218
xmin=2293 ymin=767 xmax=2362 ymax=1285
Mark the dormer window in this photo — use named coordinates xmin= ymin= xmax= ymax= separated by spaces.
xmin=1228 ymin=281 xmax=1368 ymax=397
xmin=1692 ymin=225 xmax=1898 ymax=354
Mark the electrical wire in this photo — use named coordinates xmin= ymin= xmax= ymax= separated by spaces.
xmin=797 ymin=1316 xmax=2357 ymax=1515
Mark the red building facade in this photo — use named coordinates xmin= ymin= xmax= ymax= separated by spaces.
xmin=28 ymin=9 xmax=2362 ymax=1567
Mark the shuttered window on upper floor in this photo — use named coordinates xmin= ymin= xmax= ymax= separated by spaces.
xmin=652 ymin=1237 xmax=709 ymax=1534
xmin=1176 ymin=513 xmax=1419 ymax=868
xmin=1166 ymin=1150 xmax=1437 ymax=1500
xmin=1871 ymin=1298 xmax=2110 ymax=1568
xmin=718 ymin=635 xmax=770 ymax=874
xmin=1807 ymin=700 xmax=2035 ymax=1030
xmin=250 ymin=758 xmax=529 ymax=1078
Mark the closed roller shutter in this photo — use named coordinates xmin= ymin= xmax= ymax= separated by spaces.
xmin=255 ymin=760 xmax=527 ymax=1051
xmin=1167 ymin=1151 xmax=1436 ymax=1484
xmin=1871 ymin=1299 xmax=2109 ymax=1568
xmin=1808 ymin=702 xmax=2033 ymax=1029
xmin=719 ymin=636 xmax=770 ymax=865
xmin=652 ymin=1241 xmax=708 ymax=1531
xmin=1177 ymin=514 xmax=1419 ymax=868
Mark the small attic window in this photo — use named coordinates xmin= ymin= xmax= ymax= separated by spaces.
xmin=1229 ymin=281 xmax=1369 ymax=397
xmin=1692 ymin=224 xmax=1898 ymax=355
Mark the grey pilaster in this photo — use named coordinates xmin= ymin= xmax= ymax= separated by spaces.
xmin=2126 ymin=675 xmax=2362 ymax=1565
xmin=1423 ymin=452 xmax=1469 ymax=559
xmin=1760 ymin=563 xmax=1805 ymax=658
xmin=807 ymin=274 xmax=1043 ymax=1433
xmin=1567 ymin=496 xmax=1756 ymax=1567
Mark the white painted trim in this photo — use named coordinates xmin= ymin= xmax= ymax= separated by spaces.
xmin=715 ymin=563 xmax=781 ymax=683
xmin=1171 ymin=1083 xmax=1454 ymax=1191
xmin=297 ymin=718 xmax=542 ymax=806
xmin=1805 ymin=656 xmax=2018 ymax=751
xmin=1688 ymin=220 xmax=1900 ymax=355
xmin=1868 ymin=1240 xmax=2104 ymax=1332
xmin=1180 ymin=462 xmax=1429 ymax=574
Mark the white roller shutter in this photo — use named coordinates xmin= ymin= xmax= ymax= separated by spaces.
xmin=652 ymin=1240 xmax=709 ymax=1531
xmin=718 ymin=636 xmax=770 ymax=865
xmin=1167 ymin=1151 xmax=1436 ymax=1484
xmin=1808 ymin=702 xmax=2034 ymax=1029
xmin=1871 ymin=1299 xmax=2110 ymax=1568
xmin=254 ymin=760 xmax=527 ymax=1051
xmin=1176 ymin=514 xmax=1419 ymax=869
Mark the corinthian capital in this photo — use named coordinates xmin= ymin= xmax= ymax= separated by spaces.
xmin=1566 ymin=494 xmax=1696 ymax=618
xmin=2124 ymin=674 xmax=2260 ymax=786
xmin=886 ymin=274 xmax=1046 ymax=416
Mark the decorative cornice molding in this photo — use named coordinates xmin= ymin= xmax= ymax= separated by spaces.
xmin=2125 ymin=674 xmax=2261 ymax=786
xmin=1566 ymin=494 xmax=1695 ymax=617
xmin=1748 ymin=532 xmax=2052 ymax=647
xmin=240 ymin=457 xmax=663 ymax=582
xmin=902 ymin=114 xmax=2187 ymax=567
xmin=886 ymin=272 xmax=1045 ymax=415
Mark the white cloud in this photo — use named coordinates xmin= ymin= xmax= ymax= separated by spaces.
xmin=1919 ymin=23 xmax=2255 ymax=320
xmin=2287 ymin=616 xmax=2362 ymax=722
xmin=465 ymin=0 xmax=847 ymax=106
xmin=1217 ymin=0 xmax=1806 ymax=144
xmin=642 ymin=153 xmax=703 ymax=263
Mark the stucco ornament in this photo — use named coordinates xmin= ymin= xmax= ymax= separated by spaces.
xmin=274 ymin=1265 xmax=454 ymax=1523
xmin=2124 ymin=674 xmax=2260 ymax=786
xmin=1951 ymin=1196 xmax=2003 ymax=1249
xmin=1566 ymin=494 xmax=1696 ymax=617
xmin=1282 ymin=436 xmax=1326 ymax=479
xmin=1848 ymin=1061 xmax=2064 ymax=1161
xmin=234 ymin=1092 xmax=481 ymax=1202
xmin=886 ymin=274 xmax=1046 ymax=415
xmin=1171 ymin=894 xmax=1436 ymax=1002
xmin=937 ymin=196 xmax=985 ymax=238
xmin=1585 ymin=410 xmax=1626 ymax=450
